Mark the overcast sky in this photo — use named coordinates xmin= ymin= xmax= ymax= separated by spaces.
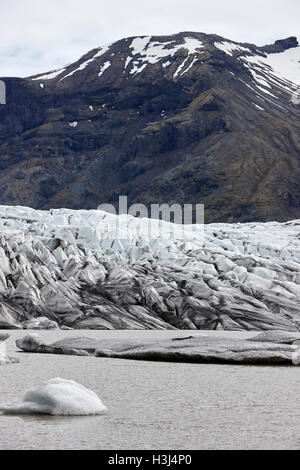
xmin=1 ymin=0 xmax=299 ymax=77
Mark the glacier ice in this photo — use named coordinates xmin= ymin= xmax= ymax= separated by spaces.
xmin=20 ymin=317 xmax=59 ymax=330
xmin=0 ymin=205 xmax=300 ymax=331
xmin=0 ymin=334 xmax=8 ymax=362
xmin=0 ymin=378 xmax=107 ymax=415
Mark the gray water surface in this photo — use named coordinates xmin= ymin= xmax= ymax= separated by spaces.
xmin=0 ymin=330 xmax=299 ymax=450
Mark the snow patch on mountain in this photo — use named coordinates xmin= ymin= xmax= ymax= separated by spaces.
xmin=68 ymin=121 xmax=78 ymax=128
xmin=32 ymin=67 xmax=67 ymax=81
xmin=253 ymin=103 xmax=265 ymax=111
xmin=33 ymin=44 xmax=113 ymax=83
xmin=99 ymin=61 xmax=111 ymax=77
xmin=30 ymin=34 xmax=300 ymax=97
xmin=59 ymin=56 xmax=97 ymax=81
xmin=181 ymin=56 xmax=198 ymax=75
xmin=245 ymin=46 xmax=300 ymax=86
xmin=214 ymin=39 xmax=300 ymax=104
xmin=0 ymin=338 xmax=6 ymax=361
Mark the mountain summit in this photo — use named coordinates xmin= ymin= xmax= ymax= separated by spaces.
xmin=1 ymin=32 xmax=300 ymax=222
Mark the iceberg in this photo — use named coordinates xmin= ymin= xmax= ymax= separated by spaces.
xmin=0 ymin=333 xmax=8 ymax=361
xmin=0 ymin=378 xmax=107 ymax=415
xmin=0 ymin=333 xmax=19 ymax=365
xmin=16 ymin=332 xmax=300 ymax=365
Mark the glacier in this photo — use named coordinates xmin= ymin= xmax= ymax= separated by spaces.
xmin=0 ymin=205 xmax=300 ymax=331
xmin=0 ymin=378 xmax=107 ymax=415
xmin=0 ymin=333 xmax=18 ymax=365
xmin=15 ymin=331 xmax=300 ymax=365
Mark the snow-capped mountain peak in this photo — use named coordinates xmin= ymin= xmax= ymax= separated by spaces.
xmin=30 ymin=33 xmax=300 ymax=93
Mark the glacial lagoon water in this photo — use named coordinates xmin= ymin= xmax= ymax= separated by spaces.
xmin=0 ymin=330 xmax=299 ymax=450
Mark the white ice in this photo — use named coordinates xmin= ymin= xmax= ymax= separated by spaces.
xmin=32 ymin=68 xmax=67 ymax=81
xmin=99 ymin=61 xmax=111 ymax=77
xmin=0 ymin=378 xmax=107 ymax=416
xmin=214 ymin=42 xmax=252 ymax=56
xmin=0 ymin=205 xmax=300 ymax=330
xmin=129 ymin=36 xmax=204 ymax=76
xmin=68 ymin=121 xmax=78 ymax=128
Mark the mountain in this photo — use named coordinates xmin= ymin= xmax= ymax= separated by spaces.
xmin=0 ymin=32 xmax=300 ymax=223
xmin=0 ymin=205 xmax=299 ymax=331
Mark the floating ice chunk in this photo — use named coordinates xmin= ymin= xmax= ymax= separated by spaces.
xmin=174 ymin=57 xmax=190 ymax=78
xmin=69 ymin=121 xmax=78 ymax=128
xmin=0 ymin=334 xmax=8 ymax=361
xmin=0 ymin=334 xmax=18 ymax=365
xmin=0 ymin=378 xmax=107 ymax=416
xmin=214 ymin=42 xmax=252 ymax=56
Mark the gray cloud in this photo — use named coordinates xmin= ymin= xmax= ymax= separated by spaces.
xmin=1 ymin=0 xmax=299 ymax=77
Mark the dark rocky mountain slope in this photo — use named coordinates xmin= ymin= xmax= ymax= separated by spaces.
xmin=0 ymin=32 xmax=300 ymax=223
